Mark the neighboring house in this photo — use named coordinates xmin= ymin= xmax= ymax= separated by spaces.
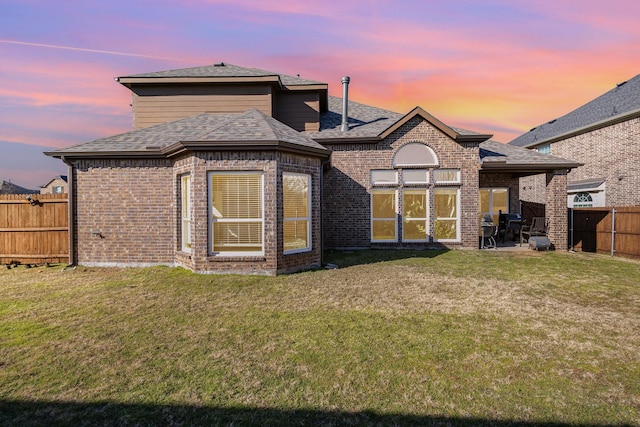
xmin=0 ymin=180 xmax=37 ymax=195
xmin=46 ymin=63 xmax=578 ymax=274
xmin=40 ymin=175 xmax=68 ymax=194
xmin=509 ymin=74 xmax=640 ymax=208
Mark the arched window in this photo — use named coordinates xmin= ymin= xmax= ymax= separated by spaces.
xmin=392 ymin=143 xmax=438 ymax=168
xmin=573 ymin=192 xmax=593 ymax=208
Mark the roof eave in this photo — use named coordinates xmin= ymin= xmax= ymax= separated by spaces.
xmin=166 ymin=140 xmax=330 ymax=158
xmin=44 ymin=150 xmax=165 ymax=160
xmin=312 ymin=136 xmax=382 ymax=145
xmin=481 ymin=161 xmax=583 ymax=172
xmin=282 ymin=84 xmax=328 ymax=91
xmin=456 ymin=134 xmax=494 ymax=143
xmin=116 ymin=75 xmax=282 ymax=87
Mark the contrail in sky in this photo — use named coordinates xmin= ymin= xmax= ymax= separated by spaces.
xmin=0 ymin=39 xmax=183 ymax=61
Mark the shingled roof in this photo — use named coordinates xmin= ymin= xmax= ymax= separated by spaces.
xmin=45 ymin=109 xmax=329 ymax=159
xmin=510 ymin=73 xmax=640 ymax=148
xmin=117 ymin=62 xmax=326 ymax=87
xmin=480 ymin=140 xmax=581 ymax=172
xmin=311 ymin=96 xmax=404 ymax=140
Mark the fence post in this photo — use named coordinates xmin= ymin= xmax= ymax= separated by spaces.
xmin=611 ymin=208 xmax=616 ymax=257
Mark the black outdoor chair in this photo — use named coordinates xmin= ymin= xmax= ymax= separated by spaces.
xmin=520 ymin=217 xmax=548 ymax=246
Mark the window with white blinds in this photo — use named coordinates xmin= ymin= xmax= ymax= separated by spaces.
xmin=209 ymin=172 xmax=263 ymax=255
xmin=181 ymin=175 xmax=191 ymax=252
xmin=283 ymin=172 xmax=311 ymax=254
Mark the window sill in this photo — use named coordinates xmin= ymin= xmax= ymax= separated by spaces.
xmin=207 ymin=256 xmax=267 ymax=263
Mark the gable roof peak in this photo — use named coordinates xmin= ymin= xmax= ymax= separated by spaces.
xmin=378 ymin=106 xmax=492 ymax=143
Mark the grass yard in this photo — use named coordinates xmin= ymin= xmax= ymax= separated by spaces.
xmin=1 ymin=250 xmax=639 ymax=426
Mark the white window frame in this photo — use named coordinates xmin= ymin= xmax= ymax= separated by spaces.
xmin=433 ymin=169 xmax=460 ymax=185
xmin=208 ymin=171 xmax=264 ymax=257
xmin=479 ymin=187 xmax=509 ymax=223
xmin=433 ymin=187 xmax=460 ymax=242
xmin=371 ymin=189 xmax=398 ymax=242
xmin=371 ymin=170 xmax=398 ymax=186
xmin=180 ymin=174 xmax=191 ymax=253
xmin=392 ymin=143 xmax=439 ymax=168
xmin=402 ymin=188 xmax=429 ymax=242
xmin=283 ymin=172 xmax=312 ymax=255
xmin=572 ymin=192 xmax=593 ymax=208
xmin=402 ymin=169 xmax=429 ymax=185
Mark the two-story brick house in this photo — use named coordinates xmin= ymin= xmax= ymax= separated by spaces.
xmin=46 ymin=63 xmax=578 ymax=274
xmin=510 ymin=73 xmax=640 ymax=208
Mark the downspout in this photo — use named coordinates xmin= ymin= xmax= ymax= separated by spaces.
xmin=340 ymin=76 xmax=350 ymax=132
xmin=61 ymin=156 xmax=76 ymax=266
xmin=320 ymin=160 xmax=325 ymax=267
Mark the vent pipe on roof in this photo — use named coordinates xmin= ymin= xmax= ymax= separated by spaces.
xmin=341 ymin=76 xmax=350 ymax=132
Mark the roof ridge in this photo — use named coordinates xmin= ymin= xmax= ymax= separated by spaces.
xmin=191 ymin=109 xmax=261 ymax=140
xmin=196 ymin=108 xmax=301 ymax=142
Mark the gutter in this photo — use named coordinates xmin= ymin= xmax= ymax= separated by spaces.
xmin=480 ymin=161 xmax=583 ymax=173
xmin=45 ymin=141 xmax=331 ymax=161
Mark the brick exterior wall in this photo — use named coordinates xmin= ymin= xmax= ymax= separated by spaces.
xmin=73 ymin=159 xmax=175 ymax=266
xmin=546 ymin=170 xmax=568 ymax=250
xmin=73 ymin=152 xmax=323 ymax=275
xmin=179 ymin=151 xmax=323 ymax=275
xmin=323 ymin=116 xmax=480 ymax=249
xmin=550 ymin=117 xmax=640 ymax=207
xmin=519 ymin=174 xmax=547 ymax=205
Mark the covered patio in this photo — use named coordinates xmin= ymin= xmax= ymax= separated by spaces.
xmin=478 ymin=141 xmax=582 ymax=251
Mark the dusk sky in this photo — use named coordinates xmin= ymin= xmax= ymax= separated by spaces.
xmin=1 ymin=0 xmax=639 ymax=189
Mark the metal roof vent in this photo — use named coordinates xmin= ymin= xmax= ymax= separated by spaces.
xmin=341 ymin=76 xmax=350 ymax=132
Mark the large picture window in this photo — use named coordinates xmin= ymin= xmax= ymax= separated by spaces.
xmin=403 ymin=189 xmax=428 ymax=241
xmin=434 ymin=188 xmax=460 ymax=241
xmin=371 ymin=189 xmax=397 ymax=242
xmin=209 ymin=172 xmax=263 ymax=255
xmin=283 ymin=172 xmax=311 ymax=254
xmin=181 ymin=175 xmax=191 ymax=252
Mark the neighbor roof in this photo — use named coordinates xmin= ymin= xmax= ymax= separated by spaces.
xmin=567 ymin=178 xmax=606 ymax=192
xmin=510 ymin=73 xmax=640 ymax=148
xmin=116 ymin=62 xmax=326 ymax=88
xmin=45 ymin=109 xmax=329 ymax=159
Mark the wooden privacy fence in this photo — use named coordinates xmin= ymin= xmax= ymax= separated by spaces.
xmin=520 ymin=201 xmax=545 ymax=224
xmin=571 ymin=207 xmax=640 ymax=260
xmin=0 ymin=193 xmax=69 ymax=264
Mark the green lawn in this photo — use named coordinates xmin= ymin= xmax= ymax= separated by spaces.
xmin=1 ymin=250 xmax=639 ymax=426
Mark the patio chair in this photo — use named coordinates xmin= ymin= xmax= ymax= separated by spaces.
xmin=520 ymin=217 xmax=548 ymax=246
